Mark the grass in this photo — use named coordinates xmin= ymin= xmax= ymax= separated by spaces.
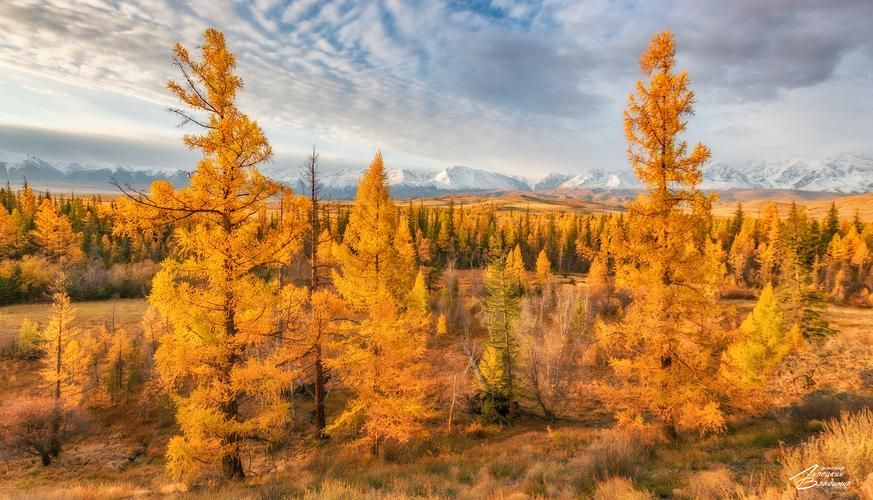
xmin=712 ymin=191 xmax=873 ymax=219
xmin=0 ymin=293 xmax=870 ymax=498
xmin=781 ymin=408 xmax=873 ymax=486
xmin=0 ymin=298 xmax=149 ymax=349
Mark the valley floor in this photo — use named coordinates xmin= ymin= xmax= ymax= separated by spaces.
xmin=1 ymin=293 xmax=872 ymax=498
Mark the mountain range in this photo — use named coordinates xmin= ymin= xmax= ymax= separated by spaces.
xmin=2 ymin=152 xmax=872 ymax=198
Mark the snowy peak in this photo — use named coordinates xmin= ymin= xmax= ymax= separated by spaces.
xmin=4 ymin=152 xmax=873 ymax=197
xmin=533 ymin=173 xmax=573 ymax=191
xmin=0 ymin=155 xmax=188 ymax=191
xmin=702 ymin=154 xmax=873 ymax=193
xmin=433 ymin=166 xmax=530 ymax=191
xmin=556 ymin=169 xmax=641 ymax=190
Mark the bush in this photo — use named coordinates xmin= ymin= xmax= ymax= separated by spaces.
xmin=302 ymin=480 xmax=380 ymax=500
xmin=781 ymin=408 xmax=873 ymax=487
xmin=569 ymin=428 xmax=651 ymax=490
xmin=0 ymin=256 xmax=56 ymax=304
xmin=15 ymin=318 xmax=42 ymax=359
xmin=681 ymin=467 xmax=736 ymax=499
xmin=592 ymin=477 xmax=652 ymax=500
xmin=0 ymin=397 xmax=76 ymax=466
xmin=488 ymin=456 xmax=527 ymax=481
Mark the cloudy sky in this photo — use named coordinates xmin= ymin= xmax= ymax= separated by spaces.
xmin=1 ymin=0 xmax=872 ymax=177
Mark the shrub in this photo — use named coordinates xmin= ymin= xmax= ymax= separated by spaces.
xmin=592 ymin=477 xmax=652 ymax=500
xmin=488 ymin=456 xmax=527 ymax=481
xmin=569 ymin=428 xmax=651 ymax=490
xmin=0 ymin=256 xmax=56 ymax=304
xmin=0 ymin=397 xmax=76 ymax=466
xmin=682 ymin=467 xmax=736 ymax=499
xmin=781 ymin=408 xmax=873 ymax=487
xmin=16 ymin=318 xmax=42 ymax=359
xmin=302 ymin=480 xmax=380 ymax=500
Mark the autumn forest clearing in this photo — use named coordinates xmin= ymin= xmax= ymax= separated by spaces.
xmin=0 ymin=27 xmax=872 ymax=500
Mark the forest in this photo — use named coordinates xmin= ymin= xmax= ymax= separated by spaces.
xmin=0 ymin=29 xmax=871 ymax=499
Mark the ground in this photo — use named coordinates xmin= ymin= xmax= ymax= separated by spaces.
xmin=0 ymin=291 xmax=871 ymax=498
xmin=0 ymin=298 xmax=149 ymax=350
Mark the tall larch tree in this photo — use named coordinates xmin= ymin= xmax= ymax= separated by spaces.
xmin=329 ymin=152 xmax=430 ymax=456
xmin=40 ymin=287 xmax=89 ymax=459
xmin=596 ymin=31 xmax=728 ymax=437
xmin=113 ymin=29 xmax=307 ymax=480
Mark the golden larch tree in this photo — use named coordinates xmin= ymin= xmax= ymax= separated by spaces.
xmin=41 ymin=289 xmax=89 ymax=405
xmin=39 ymin=288 xmax=90 ymax=459
xmin=596 ymin=31 xmax=729 ymax=437
xmin=329 ymin=153 xmax=431 ymax=456
xmin=113 ymin=29 xmax=307 ymax=480
xmin=30 ymin=200 xmax=83 ymax=264
xmin=0 ymin=205 xmax=22 ymax=258
xmin=535 ymin=248 xmax=552 ymax=286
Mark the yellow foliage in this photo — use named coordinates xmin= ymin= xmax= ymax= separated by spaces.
xmin=114 ymin=29 xmax=306 ymax=480
xmin=40 ymin=290 xmax=90 ymax=405
xmin=0 ymin=205 xmax=22 ymax=258
xmin=329 ymin=153 xmax=431 ymax=455
xmin=332 ymin=152 xmax=415 ymax=309
xmin=30 ymin=200 xmax=83 ymax=264
xmin=597 ymin=31 xmax=728 ymax=437
xmin=326 ymin=288 xmax=431 ymax=455
xmin=535 ymin=249 xmax=552 ymax=285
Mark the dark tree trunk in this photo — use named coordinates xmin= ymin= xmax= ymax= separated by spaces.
xmin=314 ymin=346 xmax=326 ymax=436
xmin=222 ymin=447 xmax=245 ymax=479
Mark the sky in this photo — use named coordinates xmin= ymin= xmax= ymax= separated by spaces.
xmin=1 ymin=0 xmax=872 ymax=177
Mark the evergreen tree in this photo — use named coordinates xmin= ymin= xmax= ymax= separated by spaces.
xmin=481 ymin=249 xmax=522 ymax=422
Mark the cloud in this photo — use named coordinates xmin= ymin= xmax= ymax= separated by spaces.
xmin=671 ymin=0 xmax=873 ymax=100
xmin=0 ymin=0 xmax=871 ymax=175
xmin=0 ymin=124 xmax=197 ymax=168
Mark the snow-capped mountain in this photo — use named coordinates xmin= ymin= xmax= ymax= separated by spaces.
xmin=0 ymin=154 xmax=188 ymax=191
xmin=3 ymin=152 xmax=873 ymax=197
xmin=701 ymin=154 xmax=873 ymax=193
xmin=432 ymin=166 xmax=530 ymax=192
xmin=533 ymin=173 xmax=573 ymax=191
xmin=556 ymin=169 xmax=641 ymax=190
xmin=266 ymin=163 xmax=532 ymax=198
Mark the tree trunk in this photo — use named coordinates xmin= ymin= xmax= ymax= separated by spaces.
xmin=48 ymin=404 xmax=62 ymax=457
xmin=222 ymin=444 xmax=245 ymax=479
xmin=221 ymin=241 xmax=244 ymax=480
xmin=314 ymin=345 xmax=326 ymax=436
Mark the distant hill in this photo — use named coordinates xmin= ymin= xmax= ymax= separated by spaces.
xmin=712 ymin=192 xmax=873 ymax=220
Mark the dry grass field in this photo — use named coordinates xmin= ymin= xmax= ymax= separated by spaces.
xmin=0 ymin=281 xmax=870 ymax=498
xmin=712 ymin=192 xmax=873 ymax=219
xmin=0 ymin=299 xmax=149 ymax=350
